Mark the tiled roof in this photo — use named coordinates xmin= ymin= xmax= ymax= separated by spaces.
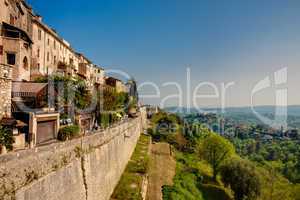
xmin=12 ymin=82 xmax=48 ymax=97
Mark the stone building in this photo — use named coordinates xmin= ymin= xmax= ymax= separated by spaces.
xmin=76 ymin=52 xmax=92 ymax=80
xmin=31 ymin=15 xmax=78 ymax=79
xmin=0 ymin=0 xmax=33 ymax=81
xmin=105 ymin=76 xmax=128 ymax=93
xmin=90 ymin=64 xmax=105 ymax=86
xmin=1 ymin=0 xmax=106 ymax=85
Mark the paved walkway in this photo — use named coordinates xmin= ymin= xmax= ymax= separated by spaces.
xmin=147 ymin=143 xmax=176 ymax=200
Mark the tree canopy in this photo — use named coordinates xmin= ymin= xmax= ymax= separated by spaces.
xmin=220 ymin=158 xmax=261 ymax=200
xmin=197 ymin=133 xmax=235 ymax=180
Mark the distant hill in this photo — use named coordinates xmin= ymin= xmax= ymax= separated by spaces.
xmin=164 ymin=105 xmax=300 ymax=116
xmin=164 ymin=105 xmax=300 ymax=128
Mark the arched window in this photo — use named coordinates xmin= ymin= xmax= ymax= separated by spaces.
xmin=23 ymin=56 xmax=28 ymax=70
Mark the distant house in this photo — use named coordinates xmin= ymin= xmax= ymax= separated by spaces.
xmin=285 ymin=129 xmax=299 ymax=140
xmin=261 ymin=135 xmax=273 ymax=142
xmin=105 ymin=77 xmax=128 ymax=93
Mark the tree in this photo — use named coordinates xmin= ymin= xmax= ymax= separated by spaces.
xmin=35 ymin=75 xmax=92 ymax=110
xmin=260 ymin=163 xmax=295 ymax=200
xmin=220 ymin=158 xmax=261 ymax=200
xmin=197 ymin=133 xmax=235 ymax=181
xmin=127 ymin=78 xmax=138 ymax=103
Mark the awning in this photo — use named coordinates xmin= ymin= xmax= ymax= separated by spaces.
xmin=1 ymin=118 xmax=17 ymax=126
xmin=12 ymin=82 xmax=48 ymax=97
xmin=2 ymin=22 xmax=33 ymax=44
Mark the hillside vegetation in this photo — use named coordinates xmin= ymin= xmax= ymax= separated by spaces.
xmin=148 ymin=111 xmax=300 ymax=200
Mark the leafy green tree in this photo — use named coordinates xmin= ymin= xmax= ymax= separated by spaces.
xmin=197 ymin=133 xmax=235 ymax=181
xmin=220 ymin=158 xmax=261 ymax=200
xmin=35 ymin=75 xmax=92 ymax=110
xmin=260 ymin=163 xmax=295 ymax=200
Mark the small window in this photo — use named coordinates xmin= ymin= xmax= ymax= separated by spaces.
xmin=37 ymin=48 xmax=40 ymax=58
xmin=47 ymin=38 xmax=50 ymax=45
xmin=37 ymin=63 xmax=40 ymax=70
xmin=23 ymin=57 xmax=28 ymax=70
xmin=38 ymin=29 xmax=42 ymax=40
xmin=23 ymin=43 xmax=29 ymax=50
xmin=7 ymin=53 xmax=16 ymax=65
xmin=0 ymin=45 xmax=3 ymax=55
xmin=47 ymin=52 xmax=50 ymax=61
xmin=10 ymin=14 xmax=14 ymax=25
xmin=54 ymin=56 xmax=57 ymax=64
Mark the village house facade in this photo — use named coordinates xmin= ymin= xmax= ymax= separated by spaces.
xmin=31 ymin=15 xmax=76 ymax=79
xmin=0 ymin=0 xmax=105 ymax=84
xmin=105 ymin=76 xmax=128 ymax=93
xmin=0 ymin=0 xmax=33 ymax=81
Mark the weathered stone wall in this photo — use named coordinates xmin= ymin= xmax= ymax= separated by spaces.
xmin=0 ymin=114 xmax=146 ymax=200
xmin=0 ymin=64 xmax=12 ymax=119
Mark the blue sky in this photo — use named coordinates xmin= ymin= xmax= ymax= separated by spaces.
xmin=27 ymin=0 xmax=300 ymax=107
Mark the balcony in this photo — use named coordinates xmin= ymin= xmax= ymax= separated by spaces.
xmin=57 ymin=61 xmax=73 ymax=76
xmin=78 ymin=63 xmax=88 ymax=78
xmin=0 ymin=22 xmax=33 ymax=44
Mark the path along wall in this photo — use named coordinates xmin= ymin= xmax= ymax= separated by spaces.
xmin=0 ymin=111 xmax=147 ymax=200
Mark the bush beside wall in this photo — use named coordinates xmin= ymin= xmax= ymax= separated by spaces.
xmin=58 ymin=125 xmax=80 ymax=141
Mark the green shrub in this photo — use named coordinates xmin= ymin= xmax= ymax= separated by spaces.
xmin=220 ymin=158 xmax=261 ymax=200
xmin=127 ymin=155 xmax=149 ymax=174
xmin=99 ymin=113 xmax=110 ymax=128
xmin=0 ymin=126 xmax=14 ymax=151
xmin=163 ymin=171 xmax=204 ymax=200
xmin=199 ymin=184 xmax=233 ymax=200
xmin=58 ymin=125 xmax=80 ymax=141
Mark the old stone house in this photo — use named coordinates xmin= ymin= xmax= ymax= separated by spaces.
xmin=105 ymin=76 xmax=128 ymax=93
xmin=0 ymin=0 xmax=33 ymax=81
xmin=31 ymin=15 xmax=78 ymax=79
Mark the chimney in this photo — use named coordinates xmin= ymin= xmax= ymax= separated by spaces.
xmin=36 ymin=14 xmax=42 ymax=22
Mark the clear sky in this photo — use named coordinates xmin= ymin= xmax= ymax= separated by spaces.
xmin=27 ymin=0 xmax=300 ymax=108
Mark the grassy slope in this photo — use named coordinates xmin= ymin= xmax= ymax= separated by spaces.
xmin=162 ymin=152 xmax=233 ymax=200
xmin=111 ymin=134 xmax=151 ymax=200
